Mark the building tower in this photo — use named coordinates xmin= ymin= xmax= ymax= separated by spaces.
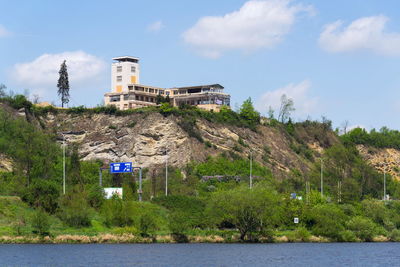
xmin=111 ymin=56 xmax=140 ymax=93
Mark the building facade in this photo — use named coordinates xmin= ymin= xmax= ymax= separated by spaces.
xmin=104 ymin=57 xmax=230 ymax=112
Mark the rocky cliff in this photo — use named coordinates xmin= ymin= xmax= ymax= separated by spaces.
xmin=38 ymin=111 xmax=335 ymax=177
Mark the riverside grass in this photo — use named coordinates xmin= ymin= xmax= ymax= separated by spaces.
xmin=0 ymin=233 xmax=391 ymax=244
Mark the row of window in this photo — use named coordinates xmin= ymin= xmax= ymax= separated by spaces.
xmin=116 ymin=65 xmax=136 ymax=72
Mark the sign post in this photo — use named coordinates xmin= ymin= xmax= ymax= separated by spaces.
xmin=99 ymin=162 xmax=143 ymax=201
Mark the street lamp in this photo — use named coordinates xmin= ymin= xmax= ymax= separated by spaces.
xmin=249 ymin=150 xmax=253 ymax=189
xmin=62 ymin=133 xmax=66 ymax=195
xmin=320 ymin=158 xmax=323 ymax=198
xmin=165 ymin=147 xmax=168 ymax=196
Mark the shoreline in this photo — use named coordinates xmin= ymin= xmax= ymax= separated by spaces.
xmin=0 ymin=234 xmax=392 ymax=244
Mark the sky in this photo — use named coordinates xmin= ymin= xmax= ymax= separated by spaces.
xmin=1 ymin=0 xmax=400 ymax=131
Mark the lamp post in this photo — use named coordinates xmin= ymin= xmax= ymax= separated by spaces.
xmin=320 ymin=158 xmax=323 ymax=198
xmin=165 ymin=148 xmax=168 ymax=196
xmin=62 ymin=133 xmax=66 ymax=195
xmin=249 ymin=150 xmax=253 ymax=189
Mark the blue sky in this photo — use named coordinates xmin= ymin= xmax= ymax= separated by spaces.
xmin=1 ymin=0 xmax=400 ymax=131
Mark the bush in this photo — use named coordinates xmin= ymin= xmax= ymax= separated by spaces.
xmin=58 ymin=190 xmax=92 ymax=228
xmin=178 ymin=116 xmax=203 ymax=143
xmin=22 ymin=179 xmax=60 ymax=214
xmin=168 ymin=211 xmax=190 ymax=242
xmin=101 ymin=197 xmax=134 ymax=227
xmin=87 ymin=184 xmax=105 ymax=209
xmin=139 ymin=212 xmax=159 ymax=237
xmin=339 ymin=230 xmax=358 ymax=242
xmin=347 ymin=216 xmax=377 ymax=241
xmin=31 ymin=209 xmax=51 ymax=236
xmin=389 ymin=229 xmax=400 ymax=242
xmin=305 ymin=204 xmax=346 ymax=240
xmin=288 ymin=227 xmax=311 ymax=242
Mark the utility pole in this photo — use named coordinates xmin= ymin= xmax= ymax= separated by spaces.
xmin=165 ymin=148 xmax=168 ymax=196
xmin=249 ymin=150 xmax=253 ymax=189
xmin=384 ymin=168 xmax=386 ymax=201
xmin=63 ymin=134 xmax=66 ymax=195
xmin=320 ymin=158 xmax=323 ymax=198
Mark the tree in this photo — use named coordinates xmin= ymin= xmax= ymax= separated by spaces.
xmin=206 ymin=186 xmax=281 ymax=241
xmin=0 ymin=84 xmax=6 ymax=98
xmin=267 ymin=106 xmax=274 ymax=119
xmin=57 ymin=60 xmax=70 ymax=108
xmin=278 ymin=94 xmax=295 ymax=123
xmin=239 ymin=98 xmax=260 ymax=128
xmin=31 ymin=209 xmax=51 ymax=236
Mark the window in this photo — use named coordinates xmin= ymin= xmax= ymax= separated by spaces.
xmin=117 ymin=66 xmax=122 ymax=72
xmin=116 ymin=76 xmax=122 ymax=82
xmin=131 ymin=66 xmax=136 ymax=72
xmin=110 ymin=95 xmax=120 ymax=102
xmin=123 ymin=94 xmax=129 ymax=101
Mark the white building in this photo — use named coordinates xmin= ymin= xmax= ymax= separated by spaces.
xmin=105 ymin=56 xmax=230 ymax=112
xmin=111 ymin=56 xmax=140 ymax=93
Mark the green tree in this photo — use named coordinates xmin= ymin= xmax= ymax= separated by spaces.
xmin=239 ymin=98 xmax=260 ymax=128
xmin=31 ymin=209 xmax=51 ymax=236
xmin=58 ymin=188 xmax=92 ymax=227
xmin=57 ymin=60 xmax=70 ymax=108
xmin=22 ymin=179 xmax=60 ymax=214
xmin=206 ymin=186 xmax=281 ymax=241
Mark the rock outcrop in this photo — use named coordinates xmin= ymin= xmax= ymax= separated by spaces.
xmin=40 ymin=111 xmax=320 ymax=177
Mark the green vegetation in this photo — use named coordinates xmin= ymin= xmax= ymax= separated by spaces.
xmin=2 ymin=93 xmax=400 ymax=243
xmin=342 ymin=127 xmax=400 ymax=149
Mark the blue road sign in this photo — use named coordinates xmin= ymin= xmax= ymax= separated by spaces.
xmin=110 ymin=162 xmax=133 ymax=173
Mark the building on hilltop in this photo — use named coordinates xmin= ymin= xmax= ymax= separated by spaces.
xmin=104 ymin=56 xmax=230 ymax=112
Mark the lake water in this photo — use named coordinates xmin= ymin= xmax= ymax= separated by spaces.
xmin=0 ymin=243 xmax=399 ymax=266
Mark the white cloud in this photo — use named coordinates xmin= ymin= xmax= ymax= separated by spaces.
xmin=147 ymin=20 xmax=164 ymax=33
xmin=319 ymin=15 xmax=400 ymax=56
xmin=256 ymin=80 xmax=318 ymax=118
xmin=13 ymin=51 xmax=106 ymax=86
xmin=0 ymin=25 xmax=10 ymax=37
xmin=182 ymin=0 xmax=314 ymax=58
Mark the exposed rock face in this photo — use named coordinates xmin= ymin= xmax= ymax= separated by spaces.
xmin=357 ymin=145 xmax=400 ymax=180
xmin=40 ymin=111 xmax=322 ymax=176
xmin=0 ymin=154 xmax=13 ymax=172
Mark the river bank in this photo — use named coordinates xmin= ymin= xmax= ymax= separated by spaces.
xmin=0 ymin=233 xmax=393 ymax=244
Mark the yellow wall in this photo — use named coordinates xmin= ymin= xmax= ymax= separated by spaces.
xmin=116 ymin=85 xmax=122 ymax=93
xmin=130 ymin=76 xmax=137 ymax=84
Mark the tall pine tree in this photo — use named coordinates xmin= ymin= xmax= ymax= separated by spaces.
xmin=57 ymin=60 xmax=70 ymax=107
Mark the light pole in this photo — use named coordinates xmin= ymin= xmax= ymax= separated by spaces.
xmin=165 ymin=148 xmax=168 ymax=196
xmin=384 ymin=167 xmax=386 ymax=201
xmin=249 ymin=150 xmax=253 ymax=189
xmin=320 ymin=158 xmax=323 ymax=198
xmin=62 ymin=133 xmax=66 ymax=195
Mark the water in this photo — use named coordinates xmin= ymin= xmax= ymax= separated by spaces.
xmin=0 ymin=243 xmax=399 ymax=267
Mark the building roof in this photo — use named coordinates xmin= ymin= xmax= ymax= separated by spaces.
xmin=175 ymin=84 xmax=224 ymax=90
xmin=112 ymin=56 xmax=139 ymax=63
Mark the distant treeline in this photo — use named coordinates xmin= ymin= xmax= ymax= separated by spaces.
xmin=341 ymin=127 xmax=400 ymax=149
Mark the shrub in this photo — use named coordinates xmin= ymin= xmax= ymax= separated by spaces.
xmin=87 ymin=184 xmax=105 ymax=209
xmin=339 ymin=230 xmax=358 ymax=242
xmin=178 ymin=116 xmax=203 ymax=143
xmin=305 ymin=204 xmax=346 ymax=240
xmin=22 ymin=179 xmax=60 ymax=214
xmin=169 ymin=211 xmax=190 ymax=242
xmin=58 ymin=190 xmax=92 ymax=228
xmin=127 ymin=121 xmax=136 ymax=128
xmin=347 ymin=216 xmax=377 ymax=241
xmin=31 ymin=209 xmax=51 ymax=236
xmin=288 ymin=227 xmax=311 ymax=242
xmin=389 ymin=229 xmax=400 ymax=242
xmin=139 ymin=212 xmax=159 ymax=237
xmin=101 ymin=197 xmax=134 ymax=227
